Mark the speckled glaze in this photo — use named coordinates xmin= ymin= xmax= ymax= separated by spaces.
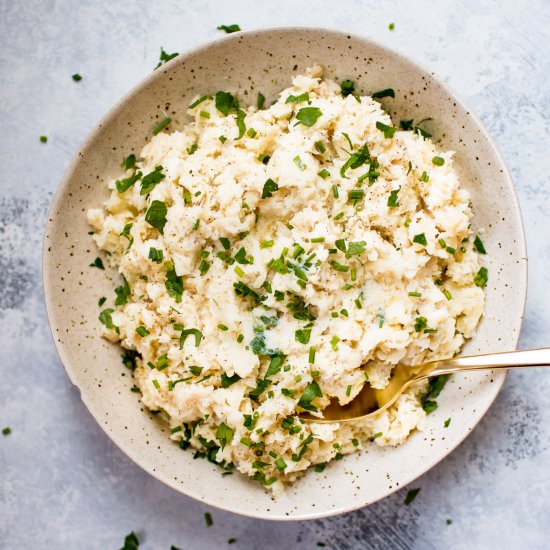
xmin=43 ymin=27 xmax=527 ymax=520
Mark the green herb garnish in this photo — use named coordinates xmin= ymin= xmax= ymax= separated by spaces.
xmin=376 ymin=121 xmax=397 ymax=139
xmin=145 ymin=200 xmax=168 ymax=233
xmin=295 ymin=107 xmax=322 ymax=127
xmin=261 ymin=178 xmax=279 ymax=199
xmin=473 ymin=235 xmax=487 ymax=254
xmin=140 ymin=165 xmax=165 ymax=195
xmin=387 ymin=187 xmax=400 ymax=207
xmin=114 ymin=276 xmax=130 ymax=306
xmin=340 ymin=80 xmax=355 ymax=97
xmin=286 ymin=92 xmax=310 ymax=104
xmin=152 ymin=117 xmax=171 ymax=135
xmin=404 ymin=488 xmax=421 ymax=505
xmin=432 ymin=156 xmax=445 ymax=166
xmin=413 ymin=233 xmax=427 ymax=246
xmin=371 ymin=88 xmax=395 ymax=99
xmin=217 ymin=24 xmax=241 ymax=33
xmin=89 ymin=257 xmax=104 ymax=269
xmin=155 ymin=47 xmax=179 ymax=69
xmin=474 ymin=266 xmax=489 ymax=287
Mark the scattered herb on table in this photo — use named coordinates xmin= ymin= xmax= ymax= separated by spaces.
xmin=404 ymin=487 xmax=421 ymax=505
xmin=154 ymin=47 xmax=179 ymax=69
xmin=217 ymin=24 xmax=241 ymax=33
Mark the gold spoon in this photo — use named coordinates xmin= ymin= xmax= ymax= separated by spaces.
xmin=300 ymin=348 xmax=550 ymax=423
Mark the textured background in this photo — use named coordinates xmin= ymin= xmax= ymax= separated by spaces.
xmin=1 ymin=1 xmax=549 ymax=548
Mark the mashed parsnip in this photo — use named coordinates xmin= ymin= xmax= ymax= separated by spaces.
xmin=88 ymin=66 xmax=487 ymax=493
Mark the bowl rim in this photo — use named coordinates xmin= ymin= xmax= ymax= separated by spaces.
xmin=42 ymin=25 xmax=528 ymax=521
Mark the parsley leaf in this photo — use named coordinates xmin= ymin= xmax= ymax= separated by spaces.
xmin=376 ymin=121 xmax=397 ymax=139
xmin=216 ymin=422 xmax=234 ymax=449
xmin=235 ymin=109 xmax=246 ymax=139
xmin=295 ymin=327 xmax=311 ymax=344
xmin=119 ymin=531 xmax=139 ymax=550
xmin=114 ymin=276 xmax=130 ymax=306
xmin=340 ymin=80 xmax=355 ymax=97
xmin=340 ymin=143 xmax=371 ymax=178
xmin=261 ymin=178 xmax=279 ymax=199
xmin=122 ymin=154 xmax=136 ymax=170
xmin=89 ymin=257 xmax=104 ymax=269
xmin=140 ymin=165 xmax=165 ymax=195
xmin=145 ymin=200 xmax=168 ymax=233
xmin=155 ymin=47 xmax=178 ymax=69
xmin=286 ymin=92 xmax=310 ymax=104
xmin=217 ymin=24 xmax=241 ymax=33
xmin=371 ymin=88 xmax=395 ymax=99
xmin=387 ymin=187 xmax=400 ymax=207
xmin=165 ymin=265 xmax=183 ymax=302
xmin=404 ymin=488 xmax=420 ymax=505
xmin=99 ymin=308 xmax=118 ymax=332
xmin=295 ymin=107 xmax=322 ymax=127
xmin=115 ymin=171 xmax=142 ymax=193
xmin=215 ymin=91 xmax=239 ymax=116
xmin=221 ymin=373 xmax=241 ymax=388
xmin=413 ymin=233 xmax=427 ymax=246
xmin=297 ymin=381 xmax=323 ymax=412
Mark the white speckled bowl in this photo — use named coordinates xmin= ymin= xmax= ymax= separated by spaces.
xmin=43 ymin=27 xmax=527 ymax=520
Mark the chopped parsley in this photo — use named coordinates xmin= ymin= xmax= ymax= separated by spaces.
xmin=145 ymin=200 xmax=168 ymax=233
xmin=295 ymin=107 xmax=322 ymax=127
xmin=293 ymin=155 xmax=307 ymax=171
xmin=120 ymin=531 xmax=139 ymax=549
xmin=340 ymin=143 xmax=371 ymax=178
xmin=371 ymin=88 xmax=395 ymax=99
xmin=155 ymin=47 xmax=178 ymax=69
xmin=474 ymin=266 xmax=489 ymax=287
xmin=389 ymin=22 xmax=395 ymax=30
xmin=217 ymin=24 xmax=241 ymax=33
xmin=140 ymin=165 xmax=165 ymax=195
xmin=165 ymin=263 xmax=183 ymax=302
xmin=261 ymin=178 xmax=279 ymax=199
xmin=2 ymin=427 xmax=11 ymax=436
xmin=404 ymin=488 xmax=421 ymax=505
xmin=72 ymin=73 xmax=82 ymax=82
xmin=422 ymin=374 xmax=450 ymax=412
xmin=314 ymin=140 xmax=326 ymax=153
xmin=89 ymin=257 xmax=104 ymax=269
xmin=413 ymin=233 xmax=427 ymax=246
xmin=115 ymin=171 xmax=142 ymax=193
xmin=257 ymin=93 xmax=265 ymax=110
xmin=298 ymin=381 xmax=322 ymax=412
xmin=216 ymin=423 xmax=234 ymax=449
xmin=98 ymin=296 xmax=106 ymax=306
xmin=340 ymin=80 xmax=355 ymax=97
xmin=286 ymin=92 xmax=310 ymax=104
xmin=39 ymin=135 xmax=48 ymax=143
xmin=215 ymin=90 xmax=239 ymax=116
xmin=295 ymin=327 xmax=312 ymax=344
xmin=387 ymin=187 xmax=400 ymax=207
xmin=152 ymin=117 xmax=171 ymax=135
xmin=473 ymin=235 xmax=487 ymax=254
xmin=221 ymin=372 xmax=241 ymax=388
xmin=114 ymin=276 xmax=130 ymax=306
xmin=444 ymin=418 xmax=451 ymax=428
xmin=318 ymin=168 xmax=330 ymax=179
xmin=376 ymin=121 xmax=397 ymax=139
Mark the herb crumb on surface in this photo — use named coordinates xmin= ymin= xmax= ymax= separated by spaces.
xmin=119 ymin=531 xmax=139 ymax=550
xmin=217 ymin=24 xmax=241 ymax=33
xmin=404 ymin=487 xmax=421 ymax=505
xmin=71 ymin=73 xmax=82 ymax=81
xmin=2 ymin=427 xmax=11 ymax=436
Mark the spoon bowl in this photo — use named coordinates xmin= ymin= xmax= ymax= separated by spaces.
xmin=301 ymin=348 xmax=550 ymax=423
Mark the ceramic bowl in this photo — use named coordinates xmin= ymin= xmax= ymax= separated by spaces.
xmin=43 ymin=27 xmax=527 ymax=520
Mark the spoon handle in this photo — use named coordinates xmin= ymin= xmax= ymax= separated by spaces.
xmin=424 ymin=347 xmax=550 ymax=378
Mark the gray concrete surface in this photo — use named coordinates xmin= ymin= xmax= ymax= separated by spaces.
xmin=0 ymin=1 xmax=548 ymax=548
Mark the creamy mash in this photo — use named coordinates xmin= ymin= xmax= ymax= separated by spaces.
xmin=88 ymin=67 xmax=487 ymax=493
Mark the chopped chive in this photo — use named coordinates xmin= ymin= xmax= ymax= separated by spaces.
xmin=39 ymin=135 xmax=48 ymax=143
xmin=237 ymin=334 xmax=244 ymax=343
xmin=189 ymin=95 xmax=209 ymax=108
xmin=404 ymin=217 xmax=411 ymax=227
xmin=443 ymin=289 xmax=452 ymax=300
xmin=314 ymin=140 xmax=326 ymax=153
xmin=234 ymin=266 xmax=245 ymax=277
xmin=293 ymin=155 xmax=307 ymax=171
xmin=332 ymin=185 xmax=339 ymax=198
xmin=432 ymin=156 xmax=445 ymax=166
xmin=348 ymin=189 xmax=365 ymax=201
xmin=152 ymin=117 xmax=172 ymax=135
xmin=444 ymin=418 xmax=451 ymax=428
xmin=318 ymin=169 xmax=330 ymax=179
xmin=354 ymin=298 xmax=362 ymax=309
xmin=275 ymin=458 xmax=287 ymax=471
xmin=136 ymin=326 xmax=150 ymax=337
xmin=473 ymin=235 xmax=487 ymax=254
xmin=199 ymin=110 xmax=210 ymax=119
xmin=350 ymin=268 xmax=357 ymax=281
xmin=260 ymin=240 xmax=274 ymax=248
xmin=404 ymin=488 xmax=421 ymax=505
xmin=419 ymin=171 xmax=429 ymax=182
xmin=346 ymin=384 xmax=352 ymax=396
xmin=446 ymin=246 xmax=456 ymax=254
xmin=218 ymin=323 xmax=228 ymax=331
xmin=408 ymin=291 xmax=422 ymax=297
xmin=218 ymin=135 xmax=227 ymax=143
xmin=308 ymin=347 xmax=316 ymax=364
xmin=152 ymin=379 xmax=160 ymax=390
xmin=257 ymin=93 xmax=265 ymax=110
xmin=247 ymin=128 xmax=257 ymax=138
xmin=439 ymin=238 xmax=447 ymax=248
xmin=311 ymin=237 xmax=325 ymax=243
